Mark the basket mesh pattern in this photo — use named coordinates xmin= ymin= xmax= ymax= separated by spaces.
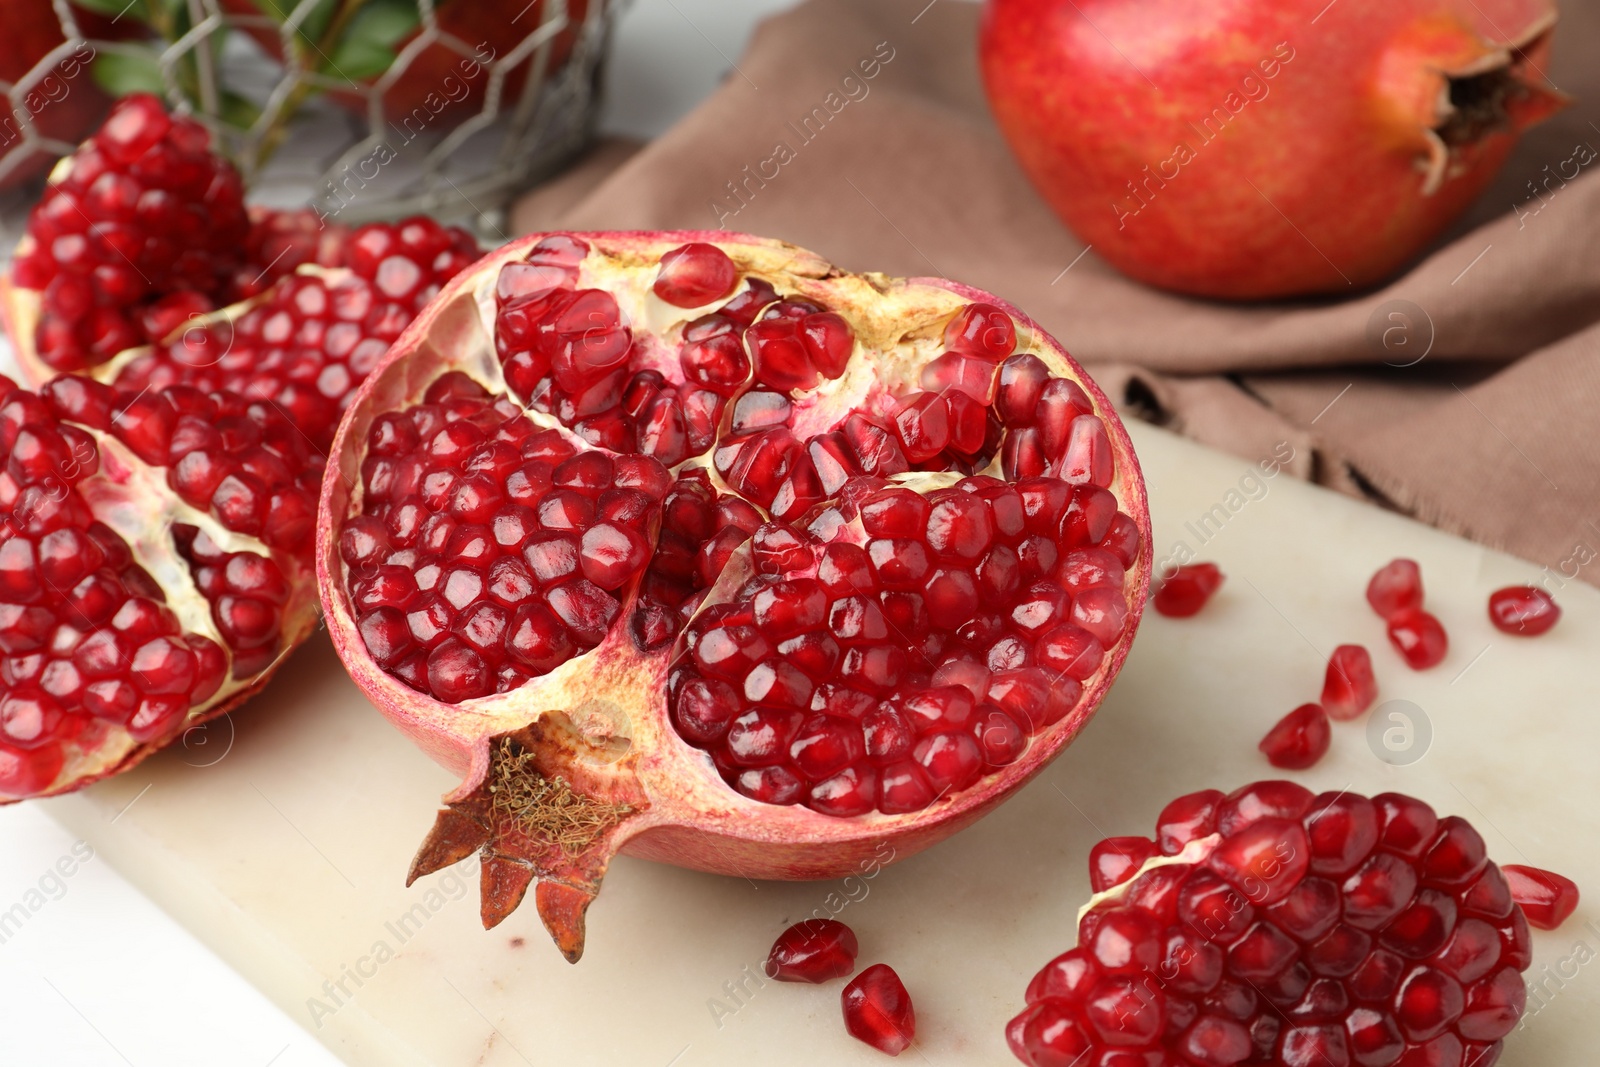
xmin=0 ymin=0 xmax=621 ymax=227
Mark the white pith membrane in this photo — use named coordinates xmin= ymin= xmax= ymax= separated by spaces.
xmin=319 ymin=232 xmax=1151 ymax=960
xmin=2 ymin=417 xmax=320 ymax=798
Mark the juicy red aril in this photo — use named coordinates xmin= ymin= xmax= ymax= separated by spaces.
xmin=16 ymin=95 xmax=251 ymax=372
xmin=652 ymin=242 xmax=738 ymax=308
xmin=1010 ymin=783 xmax=1534 ymax=1067
xmin=1388 ymin=609 xmax=1449 ymax=670
xmin=842 ymin=963 xmax=915 ymax=1056
xmin=1321 ymin=643 xmax=1377 ymax=720
xmin=1367 ymin=558 xmax=1423 ymax=619
xmin=1089 ymin=835 xmax=1158 ymax=892
xmin=1487 ymin=586 xmax=1560 ymax=636
xmin=1259 ymin=702 xmax=1332 ymax=770
xmin=1501 ymin=864 xmax=1579 ymax=930
xmin=1153 ymin=563 xmax=1224 ymax=617
xmin=764 ymin=918 xmax=859 ymax=982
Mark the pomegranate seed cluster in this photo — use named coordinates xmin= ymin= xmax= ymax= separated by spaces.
xmin=339 ymin=234 xmax=1142 ymax=817
xmin=669 ymin=475 xmax=1135 ymax=815
xmin=1010 ymin=782 xmax=1531 ymax=1067
xmin=116 ymin=218 xmax=482 ymax=449
xmin=0 ymin=375 xmax=320 ymax=798
xmin=12 ymin=94 xmax=250 ymax=372
xmin=343 ymin=374 xmax=672 ymax=702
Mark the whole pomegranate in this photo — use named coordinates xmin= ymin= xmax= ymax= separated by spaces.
xmin=319 ymin=232 xmax=1152 ymax=960
xmin=1011 ymin=782 xmax=1534 ymax=1066
xmin=979 ymin=0 xmax=1566 ymax=298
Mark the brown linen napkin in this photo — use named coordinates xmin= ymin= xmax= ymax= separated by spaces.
xmin=514 ymin=0 xmax=1600 ymax=587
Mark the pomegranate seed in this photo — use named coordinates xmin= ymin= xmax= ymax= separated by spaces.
xmin=765 ymin=918 xmax=859 ymax=982
xmin=1486 ymin=586 xmax=1560 ymax=636
xmin=943 ymin=302 xmax=1016 ymax=360
xmin=1153 ymin=563 xmax=1224 ymax=617
xmin=1387 ymin=609 xmax=1448 ymax=669
xmin=841 ymin=963 xmax=915 ymax=1055
xmin=1367 ymin=558 xmax=1423 ymax=619
xmin=1259 ymin=703 xmax=1332 ymax=769
xmin=1321 ymin=644 xmax=1377 ymax=720
xmin=653 ymin=242 xmax=738 ymax=307
xmin=1089 ymin=835 xmax=1158 ymax=892
xmin=1501 ymin=865 xmax=1579 ymax=930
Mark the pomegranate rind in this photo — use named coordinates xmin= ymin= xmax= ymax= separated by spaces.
xmin=318 ymin=231 xmax=1150 ymax=957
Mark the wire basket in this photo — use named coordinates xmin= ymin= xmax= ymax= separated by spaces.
xmin=0 ymin=0 xmax=625 ymax=235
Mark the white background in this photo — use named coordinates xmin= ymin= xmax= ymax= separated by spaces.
xmin=0 ymin=1 xmax=798 ymax=1062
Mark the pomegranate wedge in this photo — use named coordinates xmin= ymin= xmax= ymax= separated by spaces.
xmin=318 ymin=232 xmax=1150 ymax=960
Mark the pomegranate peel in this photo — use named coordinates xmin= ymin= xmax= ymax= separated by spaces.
xmin=319 ymin=231 xmax=1150 ymax=961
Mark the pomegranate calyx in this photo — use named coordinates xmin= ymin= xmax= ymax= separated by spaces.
xmin=1383 ymin=12 xmax=1568 ymax=195
xmin=409 ymin=729 xmax=646 ymax=962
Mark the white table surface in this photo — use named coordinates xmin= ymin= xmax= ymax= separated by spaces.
xmin=0 ymin=2 xmax=799 ymax=1062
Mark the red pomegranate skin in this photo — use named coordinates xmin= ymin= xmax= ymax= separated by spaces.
xmin=979 ymin=0 xmax=1566 ymax=299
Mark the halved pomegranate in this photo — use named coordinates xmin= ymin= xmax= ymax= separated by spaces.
xmin=318 ymin=232 xmax=1151 ymax=960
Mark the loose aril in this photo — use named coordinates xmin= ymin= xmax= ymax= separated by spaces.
xmin=1388 ymin=609 xmax=1449 ymax=670
xmin=1009 ymin=782 xmax=1536 ymax=1067
xmin=842 ymin=963 xmax=916 ymax=1056
xmin=1502 ymin=865 xmax=1580 ymax=930
xmin=1487 ymin=586 xmax=1561 ymax=636
xmin=1258 ymin=702 xmax=1332 ymax=770
xmin=1153 ymin=562 xmax=1224 ymax=617
xmin=322 ymin=232 xmax=1151 ymax=961
xmin=765 ymin=918 xmax=859 ymax=982
xmin=1321 ymin=643 xmax=1377 ymax=720
xmin=1367 ymin=558 xmax=1424 ymax=619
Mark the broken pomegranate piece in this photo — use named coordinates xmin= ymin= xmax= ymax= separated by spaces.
xmin=1009 ymin=782 xmax=1536 ymax=1067
xmin=765 ymin=918 xmax=859 ymax=982
xmin=1258 ymin=702 xmax=1332 ymax=770
xmin=842 ymin=963 xmax=916 ymax=1056
xmin=320 ymin=232 xmax=1150 ymax=959
xmin=1487 ymin=586 xmax=1560 ymax=636
xmin=0 ymin=375 xmax=321 ymax=799
xmin=1502 ymin=864 xmax=1579 ymax=930
xmin=1153 ymin=562 xmax=1224 ymax=617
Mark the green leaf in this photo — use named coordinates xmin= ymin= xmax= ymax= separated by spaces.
xmin=91 ymin=51 xmax=168 ymax=99
xmin=327 ymin=0 xmax=420 ymax=80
